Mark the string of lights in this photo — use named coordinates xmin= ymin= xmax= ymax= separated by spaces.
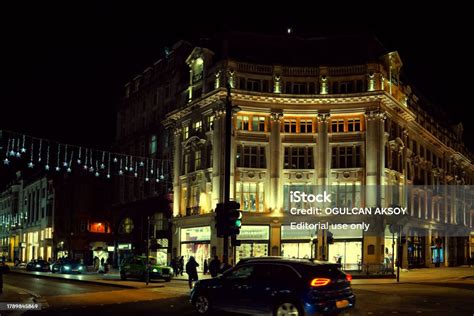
xmin=0 ymin=129 xmax=171 ymax=183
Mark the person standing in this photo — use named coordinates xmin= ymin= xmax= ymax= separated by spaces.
xmin=178 ymin=256 xmax=184 ymax=276
xmin=203 ymin=259 xmax=209 ymax=275
xmin=0 ymin=261 xmax=9 ymax=293
xmin=209 ymin=256 xmax=220 ymax=277
xmin=185 ymin=256 xmax=199 ymax=289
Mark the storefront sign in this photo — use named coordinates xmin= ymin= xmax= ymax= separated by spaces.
xmin=107 ymin=246 xmax=115 ymax=252
xmin=181 ymin=226 xmax=211 ymax=242
xmin=237 ymin=225 xmax=269 ymax=240
xmin=118 ymin=243 xmax=132 ymax=250
xmin=281 ymin=225 xmax=316 ymax=240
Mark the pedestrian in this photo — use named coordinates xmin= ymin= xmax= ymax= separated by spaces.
xmin=203 ymin=259 xmax=209 ymax=275
xmin=0 ymin=261 xmax=9 ymax=293
xmin=185 ymin=256 xmax=199 ymax=289
xmin=93 ymin=256 xmax=99 ymax=271
xmin=170 ymin=257 xmax=178 ymax=276
xmin=99 ymin=257 xmax=105 ymax=273
xmin=178 ymin=256 xmax=184 ymax=276
xmin=209 ymin=256 xmax=220 ymax=277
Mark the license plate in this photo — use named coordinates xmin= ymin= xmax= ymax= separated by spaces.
xmin=336 ymin=300 xmax=349 ymax=309
xmin=162 ymin=274 xmax=169 ymax=277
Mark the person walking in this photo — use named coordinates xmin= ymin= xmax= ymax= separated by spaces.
xmin=209 ymin=256 xmax=220 ymax=278
xmin=185 ymin=256 xmax=199 ymax=289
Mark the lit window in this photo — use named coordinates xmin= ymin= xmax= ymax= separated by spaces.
xmin=236 ymin=145 xmax=266 ymax=168
xmin=193 ymin=121 xmax=202 ymax=132
xmin=194 ymin=150 xmax=201 ymax=171
xmin=252 ymin=116 xmax=266 ymax=132
xmin=183 ymin=126 xmax=189 ymax=139
xmin=284 ymin=119 xmax=297 ymax=133
xmin=331 ymin=145 xmax=361 ymax=168
xmin=347 ymin=119 xmax=361 ymax=132
xmin=331 ymin=119 xmax=345 ymax=133
xmin=235 ymin=182 xmax=264 ymax=212
xmin=150 ymin=135 xmax=157 ymax=155
xmin=237 ymin=116 xmax=250 ymax=130
xmin=284 ymin=147 xmax=314 ymax=169
xmin=300 ymin=120 xmax=313 ymax=133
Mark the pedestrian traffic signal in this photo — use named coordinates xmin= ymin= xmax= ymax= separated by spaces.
xmin=215 ymin=203 xmax=227 ymax=238
xmin=226 ymin=201 xmax=242 ymax=236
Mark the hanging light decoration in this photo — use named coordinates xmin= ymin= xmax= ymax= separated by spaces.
xmin=28 ymin=139 xmax=34 ymax=168
xmin=55 ymin=143 xmax=61 ymax=171
xmin=77 ymin=147 xmax=82 ymax=165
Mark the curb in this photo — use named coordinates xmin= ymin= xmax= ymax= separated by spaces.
xmin=9 ymin=269 xmax=164 ymax=289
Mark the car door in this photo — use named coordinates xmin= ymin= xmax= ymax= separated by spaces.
xmin=217 ymin=264 xmax=257 ymax=314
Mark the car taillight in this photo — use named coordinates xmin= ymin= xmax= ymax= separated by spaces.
xmin=345 ymin=273 xmax=352 ymax=282
xmin=310 ymin=278 xmax=331 ymax=287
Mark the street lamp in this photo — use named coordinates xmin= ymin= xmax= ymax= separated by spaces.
xmin=146 ymin=215 xmax=150 ymax=286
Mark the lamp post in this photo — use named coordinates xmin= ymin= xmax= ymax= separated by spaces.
xmin=146 ymin=215 xmax=150 ymax=286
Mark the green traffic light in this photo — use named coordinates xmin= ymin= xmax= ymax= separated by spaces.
xmin=235 ymin=219 xmax=241 ymax=228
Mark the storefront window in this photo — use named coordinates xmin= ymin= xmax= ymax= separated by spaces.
xmin=235 ymin=225 xmax=269 ymax=263
xmin=180 ymin=227 xmax=211 ymax=272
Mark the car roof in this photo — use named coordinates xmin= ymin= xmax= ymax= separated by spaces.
xmin=236 ymin=256 xmax=337 ymax=267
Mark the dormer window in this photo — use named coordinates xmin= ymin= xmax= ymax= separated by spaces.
xmin=192 ymin=58 xmax=204 ymax=83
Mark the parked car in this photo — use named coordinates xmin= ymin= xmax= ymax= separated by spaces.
xmin=26 ymin=259 xmax=50 ymax=272
xmin=120 ymin=255 xmax=173 ymax=282
xmin=190 ymin=257 xmax=355 ymax=315
xmin=51 ymin=259 xmax=85 ymax=274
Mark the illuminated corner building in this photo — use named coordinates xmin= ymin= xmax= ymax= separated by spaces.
xmin=112 ymin=41 xmax=193 ymax=266
xmin=0 ymin=169 xmax=112 ymax=264
xmin=162 ymin=32 xmax=474 ymax=271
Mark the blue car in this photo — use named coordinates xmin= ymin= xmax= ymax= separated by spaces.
xmin=190 ymin=257 xmax=355 ymax=315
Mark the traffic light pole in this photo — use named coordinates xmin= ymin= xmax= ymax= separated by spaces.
xmin=222 ymin=83 xmax=232 ymax=266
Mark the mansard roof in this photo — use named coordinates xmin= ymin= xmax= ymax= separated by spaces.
xmin=197 ymin=31 xmax=388 ymax=66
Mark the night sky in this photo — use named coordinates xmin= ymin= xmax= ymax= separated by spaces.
xmin=1 ymin=4 xmax=472 ymax=186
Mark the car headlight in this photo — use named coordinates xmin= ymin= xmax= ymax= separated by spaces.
xmin=64 ymin=266 xmax=70 ymax=270
xmin=169 ymin=268 xmax=174 ymax=274
xmin=35 ymin=264 xmax=41 ymax=268
xmin=78 ymin=266 xmax=83 ymax=270
xmin=152 ymin=268 xmax=158 ymax=273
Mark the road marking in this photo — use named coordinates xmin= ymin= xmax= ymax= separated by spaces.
xmin=368 ymin=312 xmax=373 ymax=315
xmin=416 ymin=311 xmax=422 ymax=314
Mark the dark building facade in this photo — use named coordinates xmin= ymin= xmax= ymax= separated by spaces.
xmin=112 ymin=41 xmax=193 ymax=265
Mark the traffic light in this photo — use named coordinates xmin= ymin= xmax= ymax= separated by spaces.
xmin=327 ymin=231 xmax=334 ymax=244
xmin=226 ymin=201 xmax=242 ymax=236
xmin=215 ymin=203 xmax=227 ymax=237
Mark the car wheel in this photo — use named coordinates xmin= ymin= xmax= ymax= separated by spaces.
xmin=164 ymin=277 xmax=171 ymax=282
xmin=194 ymin=294 xmax=211 ymax=315
xmin=120 ymin=272 xmax=127 ymax=280
xmin=273 ymin=301 xmax=302 ymax=316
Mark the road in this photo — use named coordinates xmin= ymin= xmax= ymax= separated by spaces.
xmin=5 ymin=268 xmax=474 ymax=315
xmin=3 ymin=273 xmax=122 ymax=297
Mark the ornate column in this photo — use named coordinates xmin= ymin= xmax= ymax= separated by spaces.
xmin=269 ymin=111 xmax=283 ymax=212
xmin=363 ymin=110 xmax=386 ymax=267
xmin=316 ymin=112 xmax=330 ymax=261
xmin=212 ymin=102 xmax=226 ymax=205
xmin=172 ymin=125 xmax=182 ymax=217
xmin=316 ymin=113 xmax=330 ymax=186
